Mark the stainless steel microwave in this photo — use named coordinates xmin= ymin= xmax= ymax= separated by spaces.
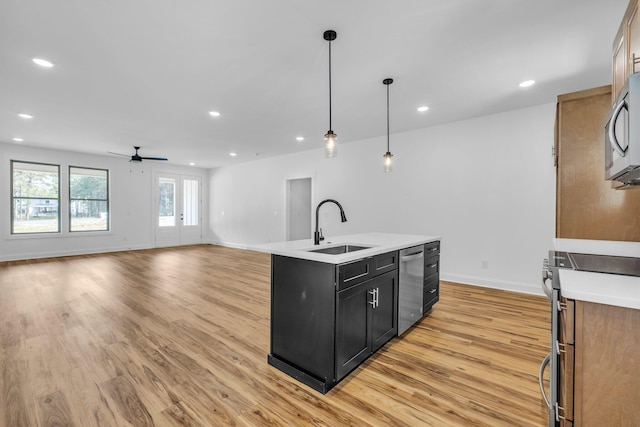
xmin=605 ymin=73 xmax=640 ymax=187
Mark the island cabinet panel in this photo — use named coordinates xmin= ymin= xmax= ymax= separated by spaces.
xmin=270 ymin=256 xmax=336 ymax=382
xmin=269 ymin=250 xmax=399 ymax=394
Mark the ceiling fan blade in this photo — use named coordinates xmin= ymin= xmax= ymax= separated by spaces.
xmin=107 ymin=151 xmax=130 ymax=157
xmin=140 ymin=156 xmax=168 ymax=161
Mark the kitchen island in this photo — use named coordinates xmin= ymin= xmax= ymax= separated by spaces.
xmin=252 ymin=232 xmax=440 ymax=393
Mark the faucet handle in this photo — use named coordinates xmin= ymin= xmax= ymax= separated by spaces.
xmin=319 ymin=228 xmax=325 ymax=241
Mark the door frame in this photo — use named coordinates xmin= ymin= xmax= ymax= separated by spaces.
xmin=153 ymin=172 xmax=202 ymax=247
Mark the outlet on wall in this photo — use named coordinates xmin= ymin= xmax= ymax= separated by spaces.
xmin=481 ymin=259 xmax=489 ymax=269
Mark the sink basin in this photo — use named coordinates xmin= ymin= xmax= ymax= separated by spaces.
xmin=308 ymin=244 xmax=372 ymax=255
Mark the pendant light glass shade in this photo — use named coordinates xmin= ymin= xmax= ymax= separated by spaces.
xmin=383 ymin=78 xmax=394 ymax=172
xmin=325 ymin=130 xmax=337 ymax=157
xmin=324 ymin=30 xmax=337 ymax=158
xmin=383 ymin=151 xmax=393 ymax=172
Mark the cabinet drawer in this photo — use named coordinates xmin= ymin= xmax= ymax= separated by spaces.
xmin=424 ymin=240 xmax=440 ymax=256
xmin=373 ymin=251 xmax=398 ymax=276
xmin=424 ymin=256 xmax=439 ymax=279
xmin=338 ymin=258 xmax=374 ymax=290
xmin=423 ymin=276 xmax=439 ymax=310
xmin=560 ymin=298 xmax=574 ymax=345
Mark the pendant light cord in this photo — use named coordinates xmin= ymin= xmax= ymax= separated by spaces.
xmin=328 ymin=39 xmax=332 ymax=131
xmin=386 ymin=83 xmax=390 ymax=152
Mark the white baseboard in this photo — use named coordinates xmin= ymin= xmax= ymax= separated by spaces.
xmin=208 ymin=240 xmax=249 ymax=250
xmin=440 ymin=273 xmax=544 ymax=296
xmin=0 ymin=244 xmax=153 ymax=262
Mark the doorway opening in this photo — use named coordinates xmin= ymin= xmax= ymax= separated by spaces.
xmin=286 ymin=177 xmax=312 ymax=241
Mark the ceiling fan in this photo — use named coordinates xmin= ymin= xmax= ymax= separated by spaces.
xmin=108 ymin=146 xmax=168 ymax=162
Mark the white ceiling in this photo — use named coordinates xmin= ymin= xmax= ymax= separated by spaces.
xmin=0 ymin=0 xmax=628 ymax=169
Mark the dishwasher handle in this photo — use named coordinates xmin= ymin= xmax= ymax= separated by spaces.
xmin=400 ymin=251 xmax=424 ymax=262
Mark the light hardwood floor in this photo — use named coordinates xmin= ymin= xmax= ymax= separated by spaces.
xmin=0 ymin=245 xmax=550 ymax=426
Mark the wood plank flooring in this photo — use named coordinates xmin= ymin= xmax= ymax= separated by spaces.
xmin=0 ymin=245 xmax=550 ymax=426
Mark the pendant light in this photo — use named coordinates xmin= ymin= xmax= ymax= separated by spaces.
xmin=383 ymin=78 xmax=394 ymax=172
xmin=324 ymin=30 xmax=338 ymax=157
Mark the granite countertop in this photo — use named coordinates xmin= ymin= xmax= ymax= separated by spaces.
xmin=554 ymin=238 xmax=640 ymax=310
xmin=251 ymin=232 xmax=440 ymax=264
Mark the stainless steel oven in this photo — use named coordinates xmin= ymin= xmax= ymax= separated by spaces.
xmin=540 ymin=251 xmax=640 ymax=426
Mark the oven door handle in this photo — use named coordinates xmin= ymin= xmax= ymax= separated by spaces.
xmin=539 ymin=353 xmax=551 ymax=409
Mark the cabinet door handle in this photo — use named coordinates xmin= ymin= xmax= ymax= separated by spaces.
xmin=376 ymin=288 xmax=379 ymax=308
xmin=369 ymin=290 xmax=376 ymax=307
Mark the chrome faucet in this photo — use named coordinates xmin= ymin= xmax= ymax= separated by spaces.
xmin=314 ymin=199 xmax=347 ymax=245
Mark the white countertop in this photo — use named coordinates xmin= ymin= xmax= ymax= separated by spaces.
xmin=554 ymin=238 xmax=640 ymax=310
xmin=559 ymin=269 xmax=640 ymax=310
xmin=251 ymin=232 xmax=440 ymax=264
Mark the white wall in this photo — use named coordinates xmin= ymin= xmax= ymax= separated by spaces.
xmin=209 ymin=103 xmax=557 ymax=294
xmin=0 ymin=143 xmax=209 ymax=261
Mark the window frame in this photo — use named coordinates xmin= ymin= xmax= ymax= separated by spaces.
xmin=68 ymin=165 xmax=110 ymax=233
xmin=10 ymin=160 xmax=61 ymax=235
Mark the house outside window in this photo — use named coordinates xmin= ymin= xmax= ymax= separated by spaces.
xmin=69 ymin=166 xmax=109 ymax=232
xmin=11 ymin=161 xmax=60 ymax=234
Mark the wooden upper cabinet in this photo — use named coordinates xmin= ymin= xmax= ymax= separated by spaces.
xmin=612 ymin=0 xmax=640 ymax=102
xmin=556 ymin=86 xmax=640 ymax=241
xmin=628 ymin=1 xmax=640 ymax=74
xmin=613 ymin=25 xmax=626 ymax=103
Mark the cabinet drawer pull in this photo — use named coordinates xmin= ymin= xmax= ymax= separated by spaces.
xmin=429 ymin=288 xmax=436 ymax=294
xmin=368 ymin=289 xmax=379 ymax=308
xmin=555 ymin=403 xmax=567 ymax=422
xmin=427 ymin=263 xmax=437 ymax=268
xmin=556 ymin=340 xmax=567 ymax=355
xmin=429 ymin=247 xmax=438 ymax=252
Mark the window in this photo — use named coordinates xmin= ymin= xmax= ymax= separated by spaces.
xmin=11 ymin=161 xmax=60 ymax=234
xmin=69 ymin=166 xmax=109 ymax=232
xmin=158 ymin=177 xmax=175 ymax=227
xmin=183 ymin=178 xmax=199 ymax=226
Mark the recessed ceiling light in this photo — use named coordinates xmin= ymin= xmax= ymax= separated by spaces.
xmin=519 ymin=80 xmax=535 ymax=88
xmin=417 ymin=106 xmax=429 ymax=112
xmin=296 ymin=136 xmax=304 ymax=142
xmin=33 ymin=57 xmax=54 ymax=68
xmin=189 ymin=162 xmax=195 ymax=166
xmin=229 ymin=152 xmax=237 ymax=157
xmin=18 ymin=113 xmax=34 ymax=119
xmin=209 ymin=111 xmax=221 ymax=117
xmin=13 ymin=137 xmax=24 ymax=142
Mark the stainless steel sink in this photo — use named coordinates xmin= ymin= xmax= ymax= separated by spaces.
xmin=308 ymin=244 xmax=372 ymax=255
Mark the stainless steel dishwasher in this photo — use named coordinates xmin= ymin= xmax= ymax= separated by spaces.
xmin=398 ymin=245 xmax=424 ymax=335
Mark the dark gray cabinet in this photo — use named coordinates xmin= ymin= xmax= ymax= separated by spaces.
xmin=336 ymin=269 xmax=397 ymax=380
xmin=423 ymin=240 xmax=440 ymax=312
xmin=268 ymin=251 xmax=398 ymax=394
